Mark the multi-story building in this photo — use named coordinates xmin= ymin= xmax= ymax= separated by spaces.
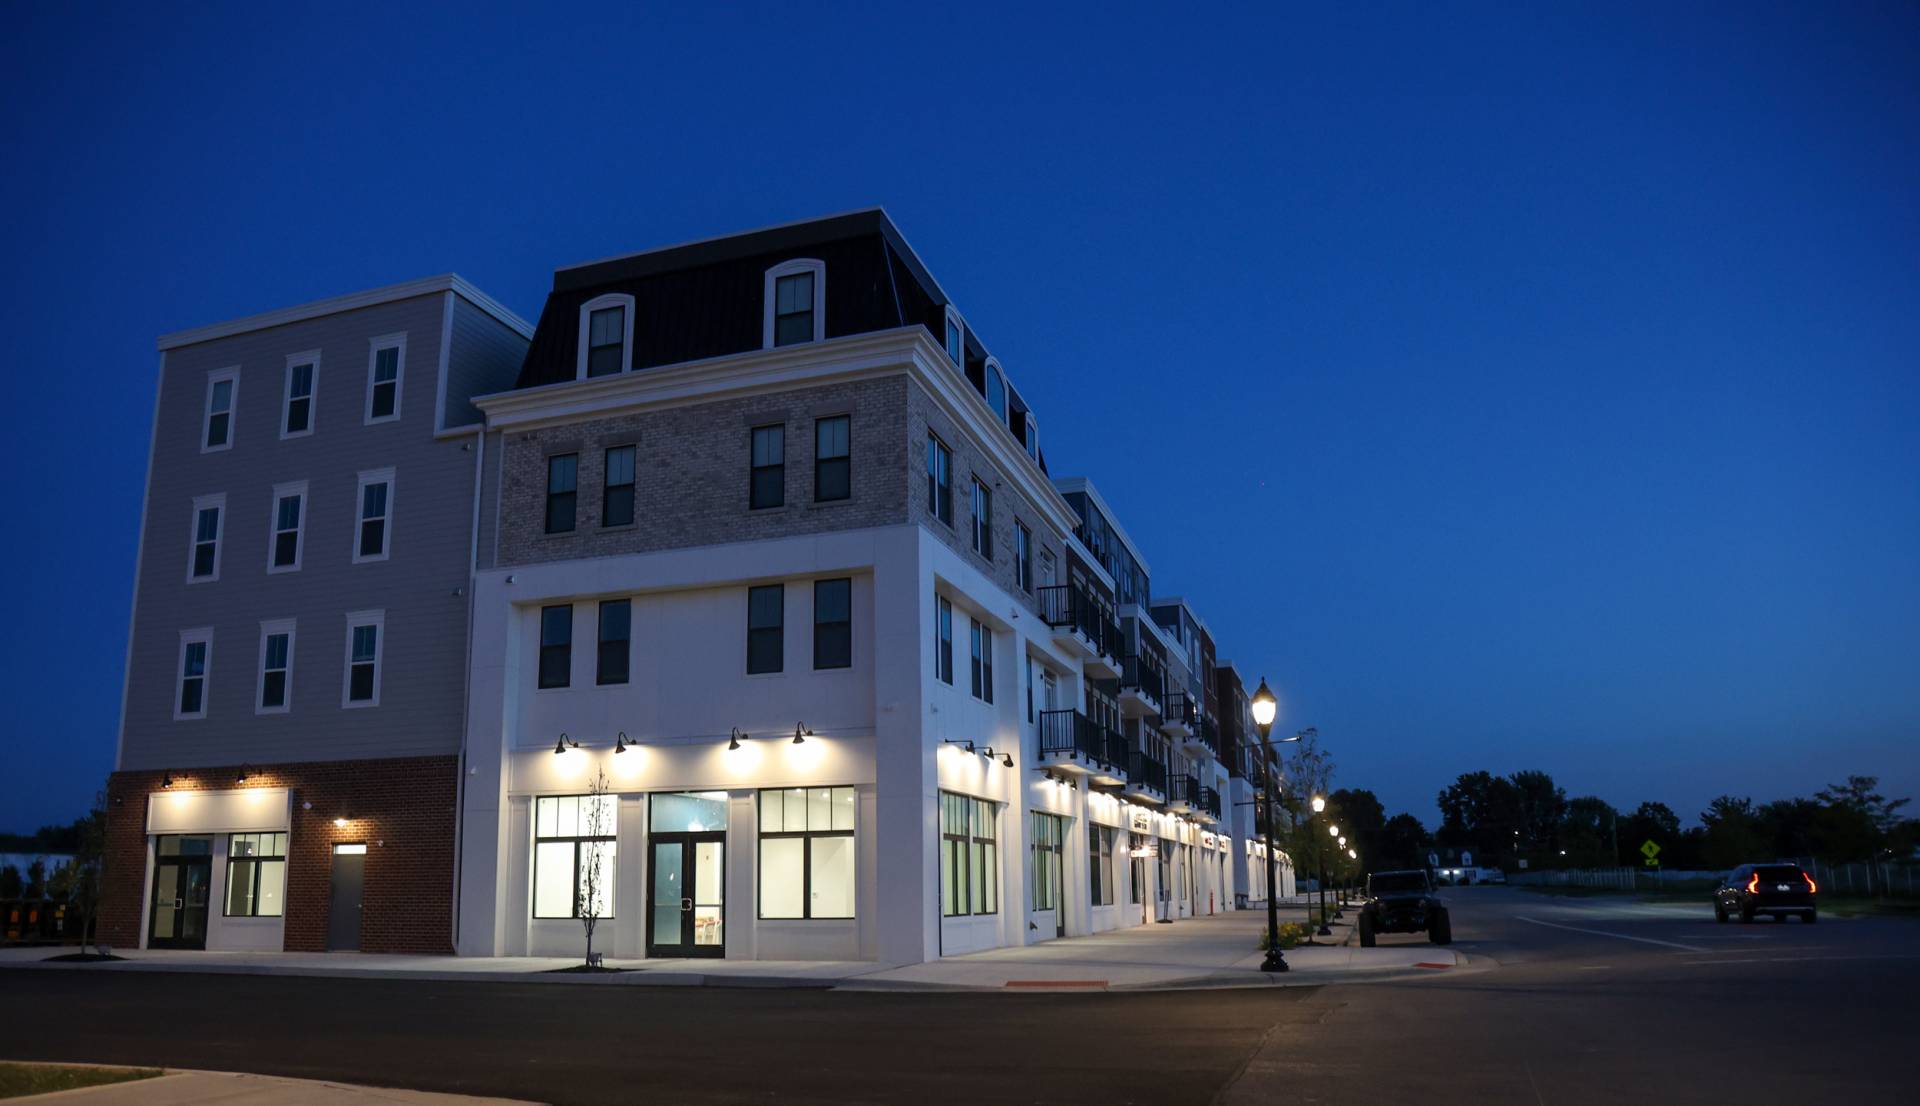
xmin=104 ymin=210 xmax=1294 ymax=962
xmin=103 ymin=277 xmax=532 ymax=953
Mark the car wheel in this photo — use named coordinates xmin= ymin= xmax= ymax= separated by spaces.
xmin=1429 ymin=910 xmax=1452 ymax=946
xmin=1359 ymin=914 xmax=1376 ymax=948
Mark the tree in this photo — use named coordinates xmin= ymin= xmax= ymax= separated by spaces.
xmin=1561 ymin=797 xmax=1618 ymax=867
xmin=1327 ymin=788 xmax=1385 ymax=871
xmin=1280 ymin=733 xmax=1336 ymax=887
xmin=1815 ymin=776 xmax=1911 ymax=839
xmin=0 ymin=865 xmax=19 ymax=899
xmin=1435 ymin=771 xmax=1522 ymax=862
xmin=578 ymin=767 xmax=614 ymax=968
xmin=1379 ymin=813 xmax=1431 ymax=870
xmin=1758 ymin=798 xmax=1821 ymax=858
xmin=1509 ymin=770 xmax=1567 ymax=856
xmin=1617 ymin=802 xmax=1681 ymax=865
xmin=1699 ymin=796 xmax=1765 ymax=868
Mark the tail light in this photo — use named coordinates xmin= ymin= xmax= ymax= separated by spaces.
xmin=1747 ymin=873 xmax=1759 ymax=893
xmin=1803 ymin=872 xmax=1817 ymax=894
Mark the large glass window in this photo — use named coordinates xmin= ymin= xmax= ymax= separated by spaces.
xmin=750 ymin=424 xmax=785 ymax=509
xmin=596 ymin=599 xmax=629 ymax=686
xmin=1031 ymin=812 xmax=1063 ymax=912
xmin=603 ymin=445 xmax=636 ymax=528
xmin=546 ymin=454 xmax=577 ymax=534
xmin=969 ymin=619 xmax=993 ymax=703
xmin=587 ymin=305 xmax=626 ymax=377
xmin=934 ymin=595 xmax=953 ymax=684
xmin=259 ymin=626 xmax=292 ymax=712
xmin=939 ymin=792 xmax=997 ymax=917
xmin=773 ymin=271 xmax=816 ymax=346
xmin=758 ymin=786 xmax=855 ymax=919
xmin=225 ymin=832 xmax=287 ymax=917
xmin=970 ymin=478 xmax=992 ymax=558
xmin=539 ymin=605 xmax=572 ymax=689
xmin=1090 ymin=825 xmax=1115 ymax=906
xmin=813 ymin=578 xmax=851 ymax=670
xmin=814 ymin=416 xmax=849 ymax=502
xmin=533 ymin=795 xmax=617 ymax=919
xmin=747 ymin=584 xmax=783 ymax=674
xmin=178 ymin=634 xmax=210 ymax=718
xmin=346 ymin=616 xmax=381 ymax=705
xmin=926 ymin=435 xmax=951 ymax=526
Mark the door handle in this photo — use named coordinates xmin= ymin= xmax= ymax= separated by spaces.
xmin=174 ymin=898 xmax=183 ymax=910
xmin=681 ymin=897 xmax=692 ymax=910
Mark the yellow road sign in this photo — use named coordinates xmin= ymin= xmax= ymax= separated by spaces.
xmin=1639 ymin=840 xmax=1660 ymax=860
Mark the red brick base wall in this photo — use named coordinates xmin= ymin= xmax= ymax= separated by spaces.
xmin=101 ymin=756 xmax=459 ymax=954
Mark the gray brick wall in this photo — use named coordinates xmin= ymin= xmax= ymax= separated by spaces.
xmin=496 ymin=376 xmax=913 ymax=566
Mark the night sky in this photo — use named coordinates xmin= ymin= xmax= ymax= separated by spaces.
xmin=3 ymin=4 xmax=1915 ymax=833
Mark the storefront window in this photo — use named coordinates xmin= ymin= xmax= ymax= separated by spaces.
xmin=940 ymin=792 xmax=998 ymax=917
xmin=224 ymin=832 xmax=286 ymax=917
xmin=533 ymin=794 xmax=617 ymax=919
xmin=1031 ymin=812 xmax=1064 ymax=911
xmin=758 ymin=787 xmax=855 ymax=919
xmin=1089 ymin=824 xmax=1115 ymax=906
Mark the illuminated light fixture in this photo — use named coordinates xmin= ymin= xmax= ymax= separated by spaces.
xmin=334 ymin=816 xmax=349 ymax=828
xmin=614 ymin=732 xmax=632 ymax=754
xmin=942 ymin=739 xmax=976 ymax=755
xmin=727 ymin=727 xmax=745 ymax=752
xmin=792 ymin=723 xmax=813 ymax=745
xmin=980 ymin=747 xmax=1014 ymax=768
xmin=553 ymin=733 xmax=579 ymax=756
xmin=1310 ymin=794 xmax=1326 ymax=813
xmin=235 ymin=764 xmax=252 ymax=785
xmin=160 ymin=770 xmax=175 ymax=789
xmin=1348 ymin=849 xmax=1357 ymax=859
xmin=1329 ymin=823 xmax=1340 ymax=838
xmin=1249 ymin=678 xmax=1278 ymax=729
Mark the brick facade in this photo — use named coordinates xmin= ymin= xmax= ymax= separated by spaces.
xmin=100 ymin=755 xmax=458 ymax=954
xmin=496 ymin=376 xmax=912 ymax=566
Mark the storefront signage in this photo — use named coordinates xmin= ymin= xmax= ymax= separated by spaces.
xmin=1129 ymin=808 xmax=1152 ymax=833
xmin=1130 ymin=844 xmax=1158 ymax=859
xmin=1202 ymin=832 xmax=1217 ymax=849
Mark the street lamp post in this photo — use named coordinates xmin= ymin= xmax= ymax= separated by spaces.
xmin=1311 ymin=797 xmax=1333 ymax=935
xmin=1249 ymin=679 xmax=1287 ymax=973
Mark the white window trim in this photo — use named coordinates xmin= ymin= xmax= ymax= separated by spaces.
xmin=351 ymin=467 xmax=396 ymax=564
xmin=1024 ymin=410 xmax=1040 ymax=461
xmin=281 ymin=350 xmax=320 ymax=440
xmin=364 ymin=333 xmax=407 ymax=425
xmin=186 ymin=492 xmax=226 ymax=584
xmin=255 ymin=617 xmax=296 ymax=716
xmin=575 ymin=293 xmax=636 ymax=380
xmin=175 ymin=627 xmax=213 ymax=721
xmin=342 ymin=608 xmax=385 ymax=709
xmin=762 ymin=258 xmax=826 ymax=349
xmin=201 ymin=366 xmax=239 ymax=453
xmin=265 ymin=480 xmax=308 ymax=575
xmin=943 ymin=306 xmax=966 ymax=368
xmin=983 ymin=357 xmax=1008 ymax=423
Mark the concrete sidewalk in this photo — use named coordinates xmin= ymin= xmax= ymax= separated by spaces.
xmin=2 ymin=1066 xmax=538 ymax=1104
xmin=5 ymin=905 xmax=1459 ymax=993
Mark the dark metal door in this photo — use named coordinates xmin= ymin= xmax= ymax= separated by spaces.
xmin=328 ymin=847 xmax=364 ymax=950
xmin=148 ymin=854 xmax=211 ymax=949
xmin=647 ymin=833 xmax=725 ymax=958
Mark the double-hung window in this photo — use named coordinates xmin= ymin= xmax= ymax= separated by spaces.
xmin=532 ymin=795 xmax=617 ymax=919
xmin=596 ymin=599 xmax=629 ymax=686
xmin=747 ymin=584 xmax=783 ymax=674
xmin=187 ymin=494 xmax=225 ymax=582
xmin=939 ymin=792 xmax=998 ymax=916
xmin=256 ymin=619 xmax=294 ymax=714
xmin=268 ymin=482 xmax=306 ymax=573
xmin=750 ymin=424 xmax=784 ymax=509
xmin=934 ymin=595 xmax=953 ymax=684
xmin=176 ymin=629 xmax=212 ymax=720
xmin=969 ymin=619 xmax=993 ymax=703
xmin=365 ymin=336 xmax=404 ymax=424
xmin=283 ymin=353 xmax=317 ymax=438
xmin=926 ymin=435 xmax=951 ymax=526
xmin=545 ymin=454 xmax=577 ymax=534
xmin=813 ymin=578 xmax=851 ymax=670
xmin=773 ymin=272 xmax=815 ymax=345
xmin=225 ymin=833 xmax=287 ymax=917
xmin=1090 ymin=825 xmax=1115 ymax=906
xmin=343 ymin=610 xmax=383 ymax=707
xmin=758 ymin=787 xmax=855 ymax=919
xmin=576 ymin=294 xmax=634 ymax=378
xmin=1015 ymin=522 xmax=1032 ymax=592
xmin=602 ymin=445 xmax=635 ymax=528
xmin=970 ymin=478 xmax=992 ymax=558
xmin=814 ymin=416 xmax=849 ymax=502
xmin=539 ymin=605 xmax=572 ymax=689
xmin=202 ymin=368 xmax=238 ymax=452
xmin=354 ymin=469 xmax=393 ymax=562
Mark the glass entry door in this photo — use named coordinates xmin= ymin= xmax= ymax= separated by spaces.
xmin=648 ymin=833 xmax=725 ymax=957
xmin=149 ymin=835 xmax=214 ymax=949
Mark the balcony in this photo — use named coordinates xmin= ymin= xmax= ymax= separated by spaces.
xmin=1086 ymin=611 xmax=1123 ymax=679
xmin=1094 ymin=727 xmax=1130 ymax=786
xmin=1125 ymin=750 xmax=1167 ymax=802
xmin=1168 ymin=772 xmax=1200 ymax=814
xmin=1159 ymin=692 xmax=1196 ymax=740
xmin=1180 ymin=710 xmax=1214 ymax=759
xmin=1118 ymin=655 xmax=1164 ymax=717
xmin=1199 ymin=786 xmax=1223 ymax=824
xmin=1038 ymin=586 xmax=1123 ymax=679
xmin=1036 ymin=709 xmax=1103 ymax=775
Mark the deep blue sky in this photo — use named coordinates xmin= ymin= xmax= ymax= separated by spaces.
xmin=3 ymin=4 xmax=1915 ymax=834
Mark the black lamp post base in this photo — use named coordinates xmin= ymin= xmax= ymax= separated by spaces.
xmin=1261 ymin=949 xmax=1290 ymax=972
xmin=1317 ymin=924 xmax=1332 ymax=936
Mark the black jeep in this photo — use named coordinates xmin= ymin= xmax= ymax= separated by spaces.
xmin=1357 ymin=869 xmax=1452 ymax=946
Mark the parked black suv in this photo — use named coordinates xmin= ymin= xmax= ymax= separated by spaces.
xmin=1358 ymin=869 xmax=1452 ymax=946
xmin=1715 ymin=863 xmax=1817 ymax=924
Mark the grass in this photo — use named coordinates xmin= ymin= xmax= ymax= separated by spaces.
xmin=0 ymin=1062 xmax=162 ymax=1099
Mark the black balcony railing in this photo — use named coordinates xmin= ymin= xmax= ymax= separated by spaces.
xmin=1102 ymin=729 xmax=1131 ymax=772
xmin=1037 ymin=709 xmax=1103 ymax=763
xmin=1202 ymin=786 xmax=1222 ymax=820
xmin=1171 ymin=773 xmax=1200 ymax=806
xmin=1130 ymin=750 xmax=1167 ymax=794
xmin=1096 ymin=613 xmax=1122 ymax=663
xmin=1121 ymin=655 xmax=1165 ymax=704
xmin=1163 ymin=693 xmax=1195 ymax=728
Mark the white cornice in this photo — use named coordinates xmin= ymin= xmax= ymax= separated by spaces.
xmin=1051 ymin=475 xmax=1153 ymax=579
xmin=474 ymin=327 xmax=1080 ymax=538
xmin=157 ymin=274 xmax=533 ymax=351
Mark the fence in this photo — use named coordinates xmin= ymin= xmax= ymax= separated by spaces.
xmin=1511 ymin=861 xmax=1920 ymax=898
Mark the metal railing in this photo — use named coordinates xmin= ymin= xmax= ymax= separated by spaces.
xmin=1171 ymin=773 xmax=1200 ymax=806
xmin=1129 ymin=750 xmax=1167 ymax=794
xmin=1037 ymin=709 xmax=1102 ymax=762
xmin=1202 ymin=787 xmax=1222 ymax=820
xmin=1121 ymin=655 xmax=1165 ymax=703
xmin=1102 ymin=729 xmax=1132 ymax=772
xmin=1163 ymin=692 xmax=1195 ymax=728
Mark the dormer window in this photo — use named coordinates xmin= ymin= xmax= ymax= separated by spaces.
xmin=985 ymin=361 xmax=1007 ymax=422
xmin=576 ymin=293 xmax=635 ymax=380
xmin=1024 ymin=414 xmax=1039 ymax=461
xmin=764 ymin=259 xmax=825 ymax=348
xmin=944 ymin=307 xmax=964 ymax=367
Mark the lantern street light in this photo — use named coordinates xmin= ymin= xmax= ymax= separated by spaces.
xmin=1248 ymin=678 xmax=1288 ymax=973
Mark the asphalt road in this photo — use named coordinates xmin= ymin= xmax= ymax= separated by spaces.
xmin=3 ymin=888 xmax=1914 ymax=1105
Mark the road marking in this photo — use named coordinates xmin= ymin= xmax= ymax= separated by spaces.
xmin=1679 ymin=955 xmax=1920 ymax=966
xmin=1515 ymin=915 xmax=1708 ymax=952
